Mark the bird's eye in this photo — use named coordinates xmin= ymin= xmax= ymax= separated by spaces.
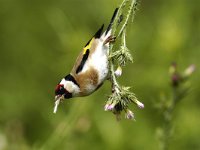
xmin=55 ymin=84 xmax=65 ymax=95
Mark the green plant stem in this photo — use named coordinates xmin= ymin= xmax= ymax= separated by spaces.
xmin=109 ymin=0 xmax=137 ymax=93
xmin=159 ymin=87 xmax=180 ymax=150
xmin=117 ymin=0 xmax=136 ymax=37
xmin=158 ymin=64 xmax=195 ymax=150
xmin=104 ymin=0 xmax=142 ymax=119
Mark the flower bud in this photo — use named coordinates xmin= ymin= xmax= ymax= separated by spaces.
xmin=125 ymin=109 xmax=134 ymax=120
xmin=169 ymin=62 xmax=177 ymax=75
xmin=132 ymin=99 xmax=144 ymax=109
xmin=184 ymin=64 xmax=195 ymax=77
xmin=137 ymin=101 xmax=144 ymax=109
xmin=115 ymin=66 xmax=122 ymax=77
xmin=104 ymin=103 xmax=115 ymax=111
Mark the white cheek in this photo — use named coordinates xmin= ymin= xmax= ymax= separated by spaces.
xmin=60 ymin=79 xmax=66 ymax=85
xmin=65 ymin=82 xmax=73 ymax=93
xmin=65 ymin=81 xmax=80 ymax=96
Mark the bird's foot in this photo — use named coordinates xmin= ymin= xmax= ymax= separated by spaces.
xmin=104 ymin=35 xmax=116 ymax=45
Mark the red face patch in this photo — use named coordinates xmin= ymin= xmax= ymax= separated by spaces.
xmin=55 ymin=84 xmax=65 ymax=95
xmin=55 ymin=84 xmax=72 ymax=99
xmin=55 ymin=84 xmax=63 ymax=91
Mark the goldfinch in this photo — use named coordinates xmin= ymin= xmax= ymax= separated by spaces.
xmin=55 ymin=8 xmax=118 ymax=102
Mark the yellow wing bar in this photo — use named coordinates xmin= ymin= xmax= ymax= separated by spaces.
xmin=83 ymin=38 xmax=94 ymax=54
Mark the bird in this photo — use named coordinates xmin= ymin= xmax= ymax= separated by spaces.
xmin=55 ymin=8 xmax=119 ymax=102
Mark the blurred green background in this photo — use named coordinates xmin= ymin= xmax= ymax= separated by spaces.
xmin=0 ymin=0 xmax=199 ymax=149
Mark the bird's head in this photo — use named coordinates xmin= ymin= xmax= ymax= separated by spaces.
xmin=55 ymin=74 xmax=80 ymax=101
xmin=55 ymin=81 xmax=73 ymax=101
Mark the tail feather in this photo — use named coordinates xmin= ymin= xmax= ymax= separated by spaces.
xmin=105 ymin=8 xmax=119 ymax=35
xmin=94 ymin=24 xmax=104 ymax=39
xmin=84 ymin=24 xmax=104 ymax=47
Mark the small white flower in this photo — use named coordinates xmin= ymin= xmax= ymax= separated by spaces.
xmin=125 ymin=109 xmax=134 ymax=120
xmin=114 ymin=66 xmax=122 ymax=77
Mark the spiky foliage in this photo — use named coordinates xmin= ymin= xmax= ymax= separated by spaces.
xmin=105 ymin=0 xmax=144 ymax=120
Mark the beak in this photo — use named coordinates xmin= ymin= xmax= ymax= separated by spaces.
xmin=55 ymin=95 xmax=64 ymax=101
